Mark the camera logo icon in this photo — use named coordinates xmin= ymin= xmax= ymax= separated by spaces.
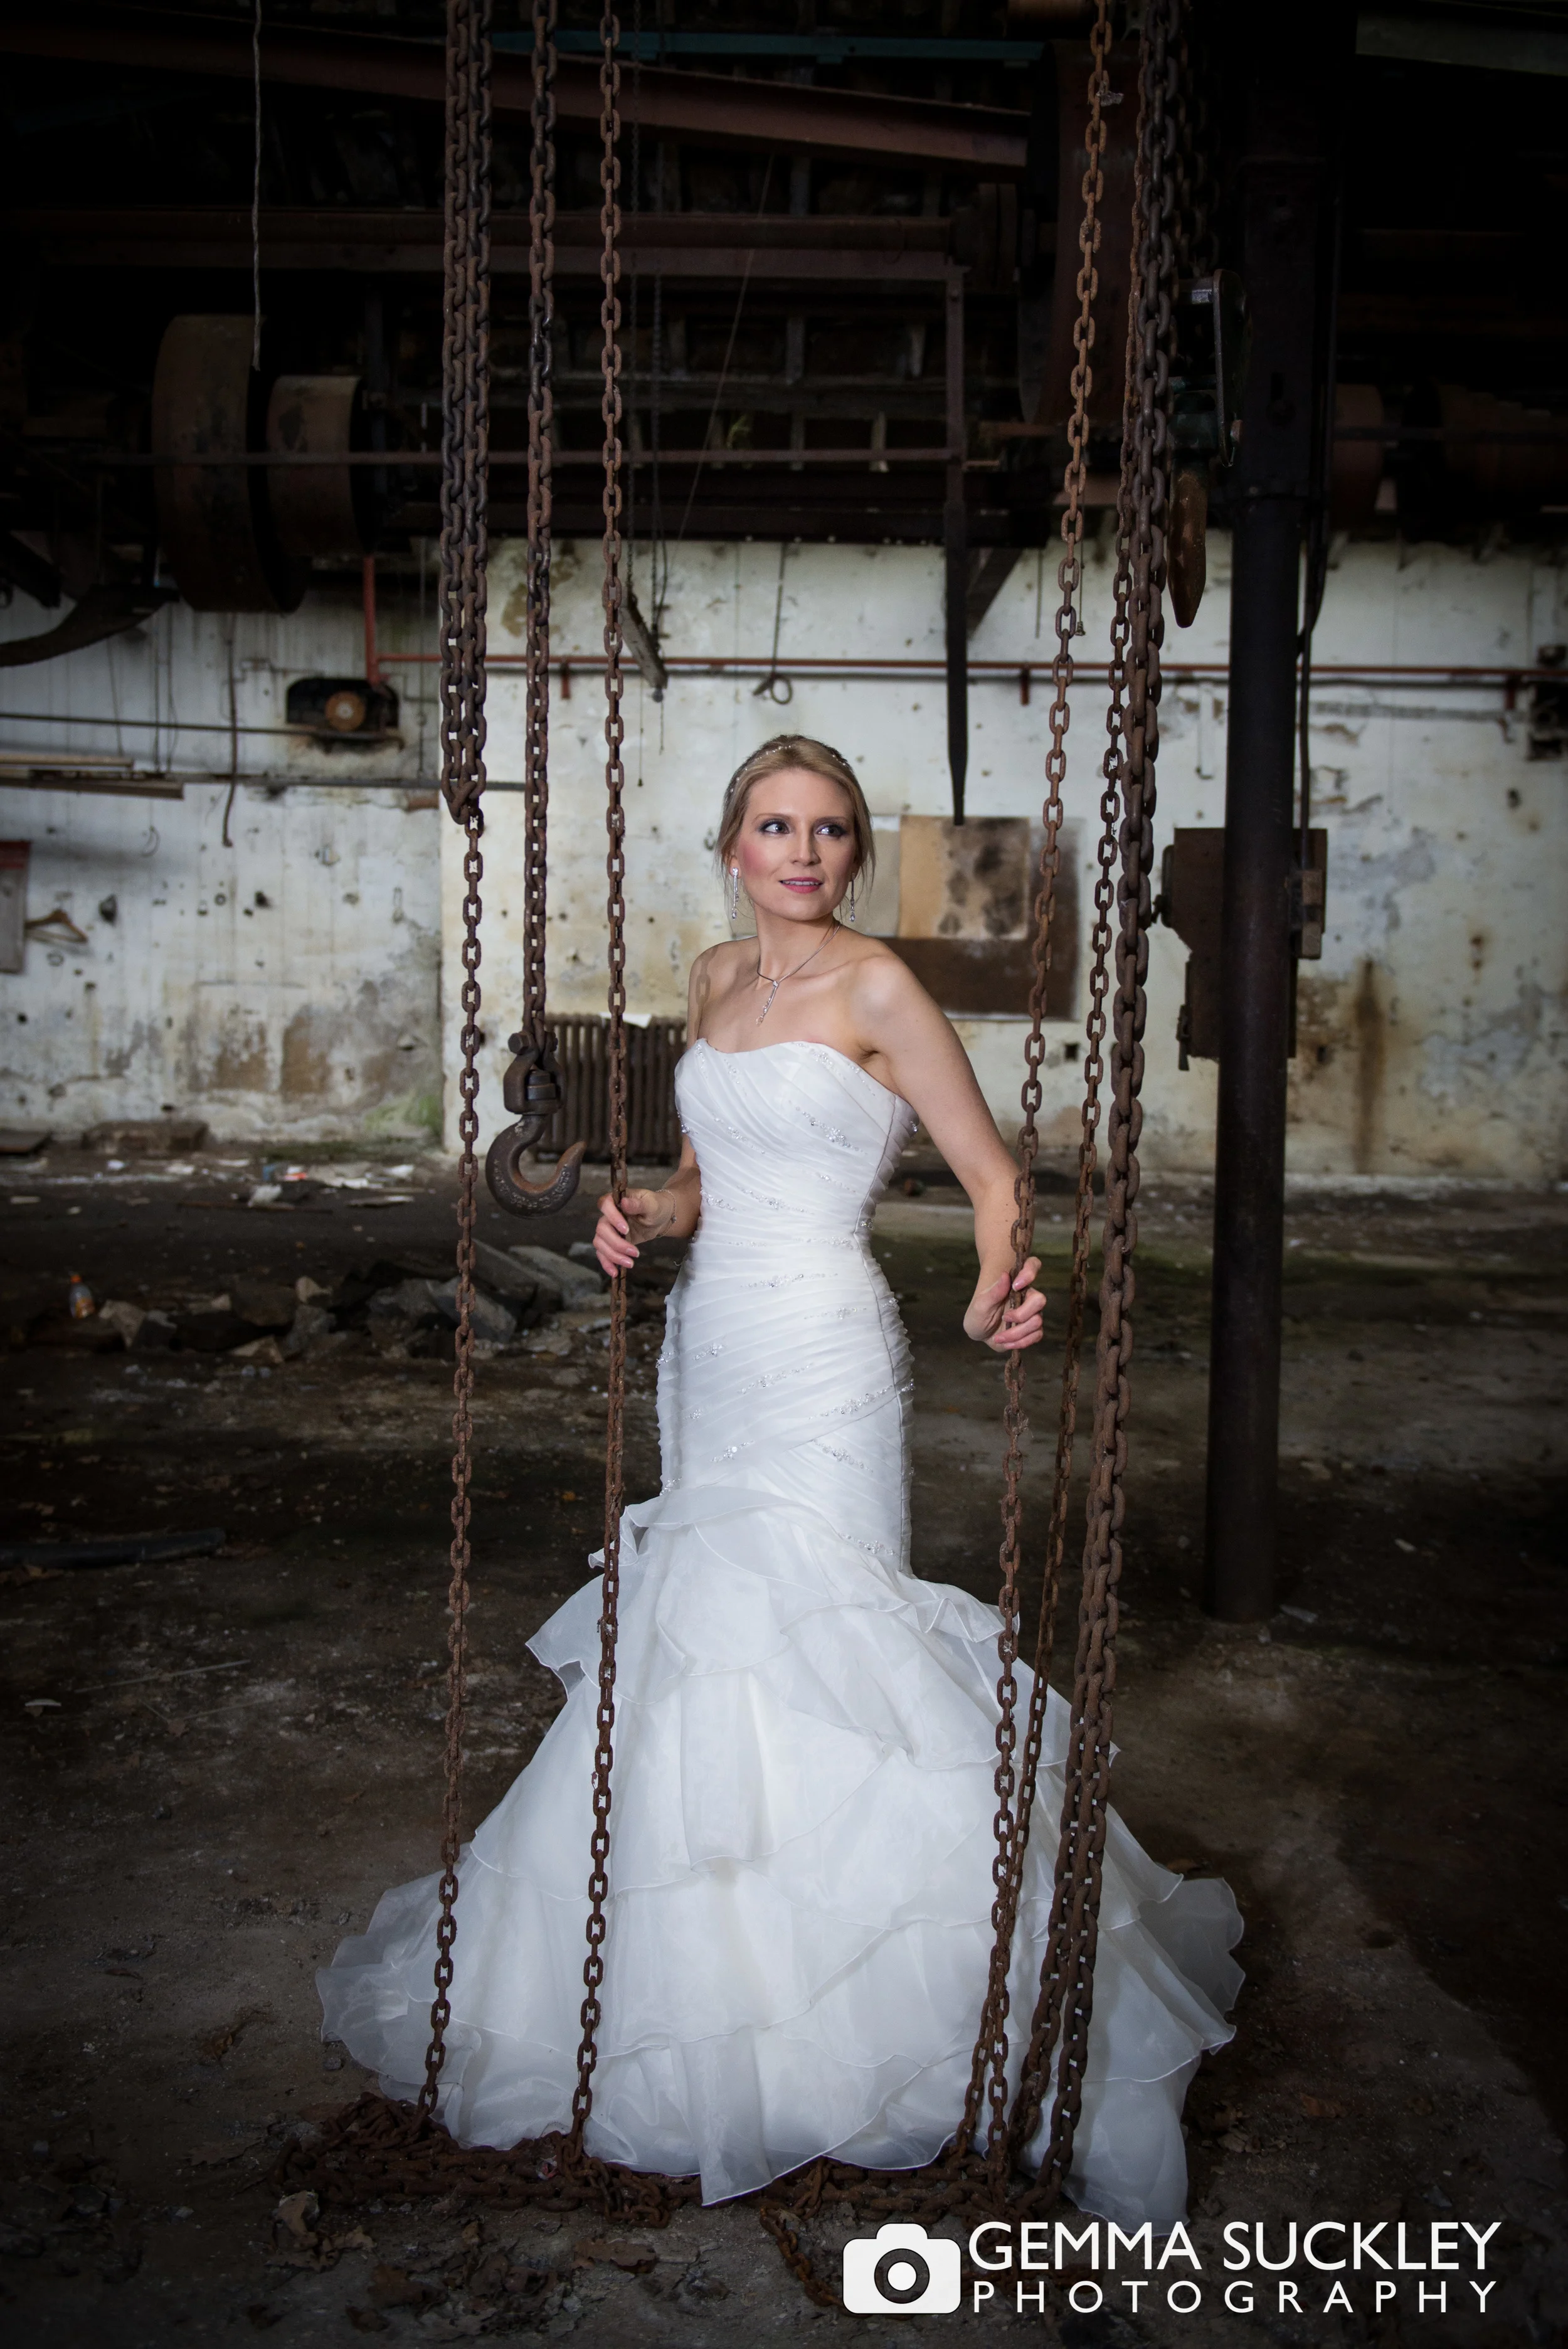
xmin=842 ymin=2222 xmax=962 ymax=2316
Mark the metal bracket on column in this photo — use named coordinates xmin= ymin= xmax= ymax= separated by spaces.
xmin=944 ymin=268 xmax=968 ymax=826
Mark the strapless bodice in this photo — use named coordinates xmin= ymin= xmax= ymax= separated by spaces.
xmin=674 ymin=1039 xmax=916 ymax=1254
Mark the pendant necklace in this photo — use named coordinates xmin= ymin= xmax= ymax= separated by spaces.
xmin=755 ymin=926 xmax=835 ymax=1024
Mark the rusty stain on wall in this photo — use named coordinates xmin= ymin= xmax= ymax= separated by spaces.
xmin=280 ymin=1007 xmax=332 ymax=1099
xmin=3 ymin=533 xmax=1562 ymax=1172
xmin=207 ymin=1010 xmax=271 ymax=1093
xmin=898 ymin=817 xmax=1031 ymax=941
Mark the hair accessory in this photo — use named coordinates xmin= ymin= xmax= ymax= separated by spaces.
xmin=727 ymin=865 xmax=741 ymax=926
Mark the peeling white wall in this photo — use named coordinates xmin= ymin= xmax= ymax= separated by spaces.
xmin=443 ymin=532 xmax=1567 ymax=1180
xmin=0 ymin=585 xmax=443 ymax=1141
xmin=2 ymin=530 xmax=1562 ymax=1172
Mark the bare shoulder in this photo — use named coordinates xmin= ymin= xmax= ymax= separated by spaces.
xmin=839 ymin=935 xmax=943 ymax=1031
xmin=696 ymin=938 xmax=757 ymax=985
xmin=688 ymin=937 xmax=751 ymax=1022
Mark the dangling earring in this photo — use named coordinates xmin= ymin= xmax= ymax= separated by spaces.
xmin=845 ymin=876 xmax=858 ymax=928
xmin=726 ymin=865 xmax=741 ymax=925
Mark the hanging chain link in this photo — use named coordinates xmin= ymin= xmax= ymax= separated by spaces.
xmin=483 ymin=0 xmax=581 ymax=1217
xmin=437 ymin=0 xmax=490 ymax=830
xmin=284 ymin=0 xmax=1193 ymax=2277
xmin=569 ymin=0 xmax=629 ymax=2151
xmin=420 ymin=0 xmax=492 ymax=2118
xmin=1172 ymin=11 xmax=1217 ymax=280
xmin=1009 ymin=262 xmax=1141 ymax=2065
xmin=521 ymin=0 xmax=556 ymax=1058
xmin=953 ymin=0 xmax=1115 ymax=2183
xmin=1010 ymin=0 xmax=1180 ymax=2199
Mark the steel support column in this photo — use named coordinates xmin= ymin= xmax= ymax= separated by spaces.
xmin=1203 ymin=14 xmax=1348 ymax=1623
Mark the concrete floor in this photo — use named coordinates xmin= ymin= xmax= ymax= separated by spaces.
xmin=1 ymin=1143 xmax=1565 ymax=2348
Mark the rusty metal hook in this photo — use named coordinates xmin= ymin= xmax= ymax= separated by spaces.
xmin=484 ymin=1033 xmax=585 ymax=1216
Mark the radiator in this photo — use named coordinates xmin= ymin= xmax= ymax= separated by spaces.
xmin=541 ymin=1015 xmax=687 ymax=1165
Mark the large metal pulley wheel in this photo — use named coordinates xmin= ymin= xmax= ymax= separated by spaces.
xmin=266 ymin=371 xmax=379 ymax=559
xmin=151 ymin=317 xmax=305 ymax=613
xmin=485 ymin=1034 xmax=586 ymax=1215
xmin=152 ymin=322 xmax=382 ymax=610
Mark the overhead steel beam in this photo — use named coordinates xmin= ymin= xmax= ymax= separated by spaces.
xmin=1337 ymin=289 xmax=1568 ymax=339
xmin=1357 ymin=5 xmax=1568 ymax=79
xmin=1 ymin=207 xmax=973 ymax=280
xmin=0 ymin=6 xmax=1029 ymax=174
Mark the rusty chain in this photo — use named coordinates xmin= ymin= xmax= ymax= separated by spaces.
xmin=1010 ymin=0 xmax=1179 ymax=2200
xmin=1009 ymin=247 xmax=1140 ymax=2100
xmin=1173 ymin=13 xmax=1217 ymax=280
xmin=418 ymin=0 xmax=492 ymax=2122
xmin=282 ymin=0 xmax=662 ymax=2217
xmin=483 ymin=0 xmax=584 ymax=1216
xmin=289 ymin=0 xmax=1190 ymax=2278
xmin=953 ymin=0 xmax=1115 ymax=2185
xmin=521 ymin=0 xmax=556 ymax=1061
xmin=1002 ymin=29 xmax=1145 ymax=2174
xmin=436 ymin=0 xmax=489 ymax=832
xmin=568 ymin=0 xmax=630 ymax=2153
xmin=749 ymin=8 xmax=1182 ymax=2290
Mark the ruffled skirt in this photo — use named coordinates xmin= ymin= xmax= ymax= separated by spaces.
xmin=319 ymin=1482 xmax=1242 ymax=2225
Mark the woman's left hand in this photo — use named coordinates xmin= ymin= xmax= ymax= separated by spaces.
xmin=964 ymin=1258 xmax=1047 ymax=1353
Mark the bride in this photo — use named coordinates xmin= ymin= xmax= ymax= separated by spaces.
xmin=319 ymin=734 xmax=1242 ymax=2231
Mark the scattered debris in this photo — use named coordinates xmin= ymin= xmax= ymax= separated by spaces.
xmin=95 ymin=1298 xmax=146 ymax=1348
xmin=470 ymin=1239 xmax=548 ymax=1307
xmin=82 ymin=1118 xmax=209 ymax=1155
xmin=197 ymin=2005 xmax=271 ymax=2064
xmin=367 ymin=2262 xmax=445 ymax=2310
xmin=572 ymin=2237 xmax=658 ymax=2275
xmin=281 ymin=1303 xmax=334 ymax=1359
xmin=509 ymin=1244 xmax=607 ymax=1309
xmin=433 ymin=1276 xmax=517 ymax=1344
xmin=233 ymin=1335 xmax=287 ymax=1367
xmin=185 ymin=2134 xmax=267 ymax=2169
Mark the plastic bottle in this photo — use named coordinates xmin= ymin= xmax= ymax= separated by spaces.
xmin=67 ymin=1273 xmax=96 ymax=1319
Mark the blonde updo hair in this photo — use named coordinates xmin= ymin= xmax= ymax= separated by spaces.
xmin=716 ymin=735 xmax=875 ymax=885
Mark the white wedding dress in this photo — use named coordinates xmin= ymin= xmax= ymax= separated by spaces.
xmin=319 ymin=1039 xmax=1242 ymax=2226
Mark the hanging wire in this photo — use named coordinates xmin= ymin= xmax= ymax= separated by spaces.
xmin=674 ymin=156 xmax=775 ymax=548
xmin=753 ymin=540 xmax=793 ymax=703
xmin=250 ymin=0 xmax=263 ymax=369
xmin=223 ymin=616 xmax=240 ymax=847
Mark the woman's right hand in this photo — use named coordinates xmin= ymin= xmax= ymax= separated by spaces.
xmin=593 ymin=1185 xmax=674 ymax=1275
